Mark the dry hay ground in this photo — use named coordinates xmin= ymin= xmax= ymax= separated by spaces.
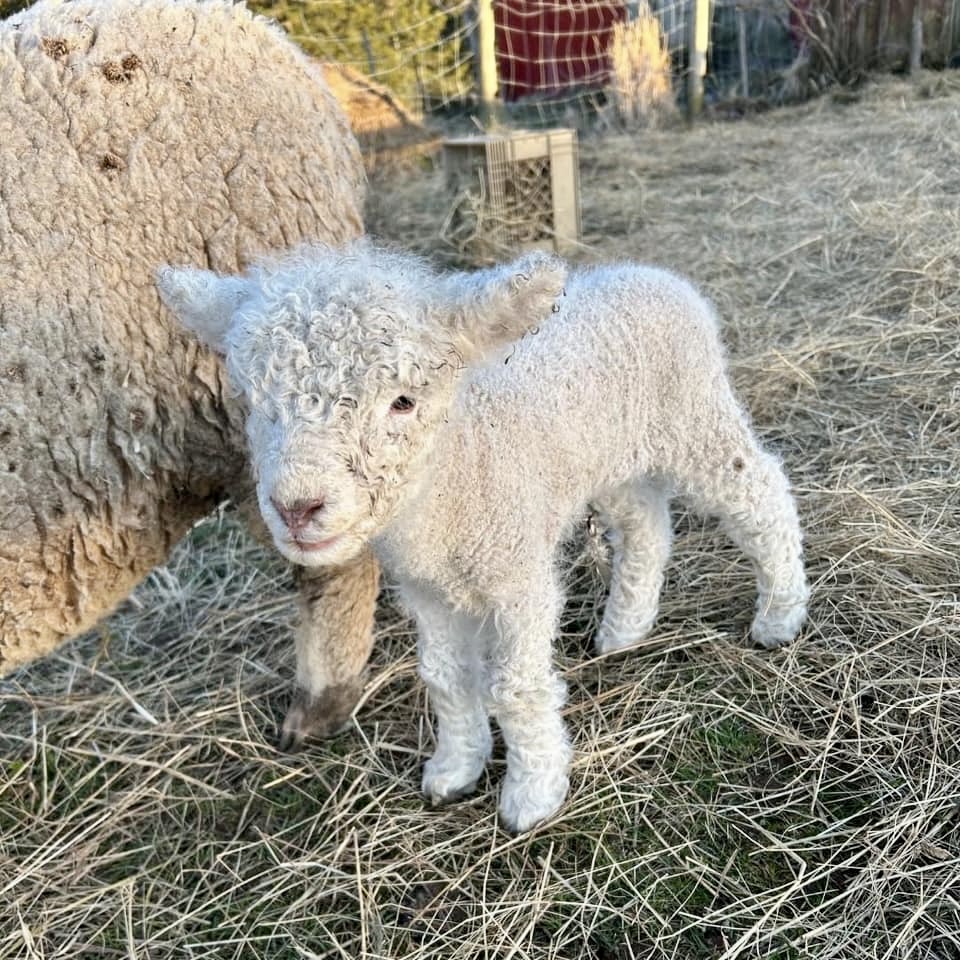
xmin=2 ymin=74 xmax=959 ymax=959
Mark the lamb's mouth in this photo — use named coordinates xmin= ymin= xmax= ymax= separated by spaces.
xmin=290 ymin=533 xmax=342 ymax=553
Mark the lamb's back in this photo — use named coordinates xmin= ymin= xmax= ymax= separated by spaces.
xmin=402 ymin=263 xmax=731 ymax=592
xmin=469 ymin=263 xmax=724 ymax=444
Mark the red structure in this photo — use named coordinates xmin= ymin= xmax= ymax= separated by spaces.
xmin=494 ymin=1 xmax=627 ymax=102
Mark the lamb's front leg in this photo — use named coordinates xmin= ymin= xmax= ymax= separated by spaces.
xmin=489 ymin=577 xmax=573 ymax=834
xmin=409 ymin=588 xmax=493 ymax=805
xmin=280 ymin=547 xmax=380 ymax=749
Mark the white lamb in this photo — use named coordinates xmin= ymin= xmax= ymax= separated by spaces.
xmin=157 ymin=243 xmax=809 ymax=833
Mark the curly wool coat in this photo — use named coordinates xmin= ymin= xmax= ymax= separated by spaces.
xmin=159 ymin=243 xmax=809 ymax=831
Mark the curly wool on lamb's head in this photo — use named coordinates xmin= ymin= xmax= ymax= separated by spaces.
xmin=157 ymin=243 xmax=567 ymax=568
xmin=226 ymin=246 xmax=455 ymax=407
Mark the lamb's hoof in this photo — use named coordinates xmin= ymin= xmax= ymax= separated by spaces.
xmin=751 ymin=604 xmax=807 ymax=650
xmin=498 ymin=772 xmax=569 ymax=835
xmin=421 ymin=757 xmax=485 ymax=806
xmin=277 ymin=678 xmax=363 ymax=751
xmin=594 ymin=619 xmax=655 ymax=656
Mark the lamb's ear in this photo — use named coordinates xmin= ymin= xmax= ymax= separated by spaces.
xmin=442 ymin=251 xmax=567 ymax=361
xmin=156 ymin=266 xmax=250 ymax=354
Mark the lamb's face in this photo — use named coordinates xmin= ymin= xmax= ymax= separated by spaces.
xmin=222 ymin=263 xmax=463 ymax=568
xmin=157 ymin=243 xmax=568 ymax=567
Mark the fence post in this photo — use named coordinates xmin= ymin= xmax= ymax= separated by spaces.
xmin=688 ymin=0 xmax=711 ymax=123
xmin=737 ymin=6 xmax=749 ymax=97
xmin=910 ymin=0 xmax=923 ymax=75
xmin=476 ymin=0 xmax=499 ymax=125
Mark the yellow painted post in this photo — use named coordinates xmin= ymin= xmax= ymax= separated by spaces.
xmin=687 ymin=0 xmax=711 ymax=123
xmin=477 ymin=0 xmax=500 ymax=126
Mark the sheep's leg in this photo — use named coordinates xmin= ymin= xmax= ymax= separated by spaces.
xmin=237 ymin=493 xmax=380 ymax=748
xmin=409 ymin=588 xmax=493 ymax=804
xmin=488 ymin=576 xmax=573 ymax=833
xmin=680 ymin=430 xmax=808 ymax=649
xmin=592 ymin=481 xmax=672 ymax=654
xmin=279 ymin=547 xmax=380 ymax=749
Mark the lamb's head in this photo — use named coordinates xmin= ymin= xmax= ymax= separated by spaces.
xmin=157 ymin=243 xmax=566 ymax=566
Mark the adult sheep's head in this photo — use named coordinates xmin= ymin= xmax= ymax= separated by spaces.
xmin=157 ymin=242 xmax=566 ymax=568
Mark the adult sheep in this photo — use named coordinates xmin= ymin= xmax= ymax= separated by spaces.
xmin=0 ymin=0 xmax=378 ymax=745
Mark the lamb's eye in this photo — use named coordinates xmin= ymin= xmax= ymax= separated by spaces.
xmin=390 ymin=395 xmax=416 ymax=414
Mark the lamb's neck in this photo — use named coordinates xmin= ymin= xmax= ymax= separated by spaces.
xmin=372 ymin=412 xmax=472 ymax=579
xmin=396 ymin=410 xmax=469 ymax=519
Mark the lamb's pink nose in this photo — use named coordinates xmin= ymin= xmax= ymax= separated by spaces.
xmin=272 ymin=497 xmax=325 ymax=533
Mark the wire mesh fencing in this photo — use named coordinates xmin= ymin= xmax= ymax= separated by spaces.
xmin=249 ymin=1 xmax=477 ymax=111
xmin=243 ymin=1 xmax=855 ymax=127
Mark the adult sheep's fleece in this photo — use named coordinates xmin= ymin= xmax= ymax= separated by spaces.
xmin=0 ymin=0 xmax=378 ymax=741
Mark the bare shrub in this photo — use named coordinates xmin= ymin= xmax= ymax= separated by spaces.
xmin=607 ymin=6 xmax=674 ymax=127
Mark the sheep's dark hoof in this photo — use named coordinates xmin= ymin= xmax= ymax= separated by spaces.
xmin=278 ymin=678 xmax=363 ymax=751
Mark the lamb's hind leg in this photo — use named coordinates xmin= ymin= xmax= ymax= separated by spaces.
xmin=592 ymin=481 xmax=672 ymax=655
xmin=680 ymin=425 xmax=808 ymax=649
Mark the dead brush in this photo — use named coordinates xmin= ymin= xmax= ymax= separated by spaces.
xmin=607 ymin=6 xmax=675 ymax=128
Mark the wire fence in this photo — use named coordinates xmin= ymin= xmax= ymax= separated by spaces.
xmin=255 ymin=0 xmax=790 ymax=120
xmin=250 ymin=1 xmax=477 ymax=111
xmin=250 ymin=1 xmax=960 ymax=127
